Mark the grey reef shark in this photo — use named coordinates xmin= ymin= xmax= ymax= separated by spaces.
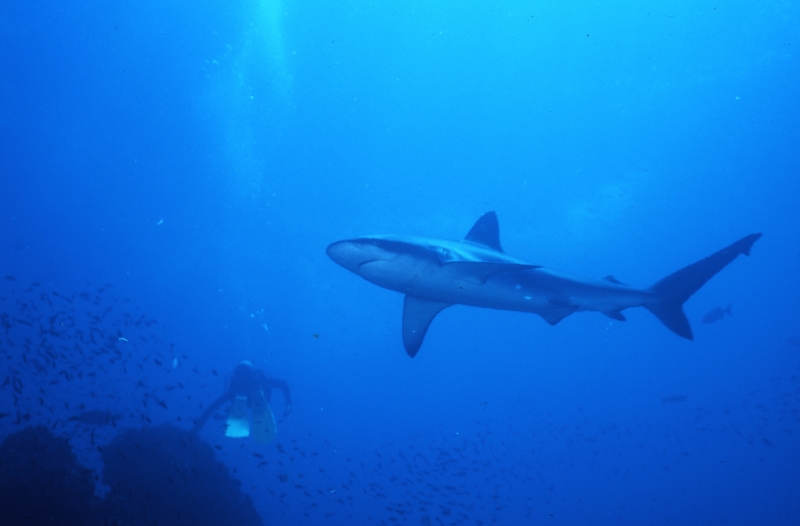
xmin=327 ymin=212 xmax=761 ymax=357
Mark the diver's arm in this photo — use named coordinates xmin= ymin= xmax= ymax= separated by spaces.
xmin=191 ymin=391 xmax=235 ymax=432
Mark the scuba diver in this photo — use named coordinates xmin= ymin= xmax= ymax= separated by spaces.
xmin=192 ymin=360 xmax=292 ymax=444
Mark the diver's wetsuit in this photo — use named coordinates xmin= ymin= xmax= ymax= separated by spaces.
xmin=192 ymin=363 xmax=292 ymax=432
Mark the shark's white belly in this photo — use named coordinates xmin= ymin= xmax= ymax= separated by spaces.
xmin=359 ymin=259 xmax=650 ymax=315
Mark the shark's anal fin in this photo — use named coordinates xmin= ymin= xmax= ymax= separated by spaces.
xmin=402 ymin=296 xmax=452 ymax=357
xmin=464 ymin=212 xmax=503 ymax=252
xmin=444 ymin=261 xmax=540 ymax=285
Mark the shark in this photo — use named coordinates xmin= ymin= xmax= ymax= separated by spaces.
xmin=326 ymin=212 xmax=761 ymax=357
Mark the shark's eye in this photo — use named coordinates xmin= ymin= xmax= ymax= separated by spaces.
xmin=433 ymin=247 xmax=451 ymax=260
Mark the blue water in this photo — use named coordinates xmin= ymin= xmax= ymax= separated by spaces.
xmin=1 ymin=1 xmax=798 ymax=524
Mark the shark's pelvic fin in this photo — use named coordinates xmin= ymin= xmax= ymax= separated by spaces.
xmin=402 ymin=296 xmax=452 ymax=357
xmin=602 ymin=309 xmax=627 ymax=321
xmin=644 ymin=233 xmax=762 ymax=339
xmin=464 ymin=212 xmax=503 ymax=252
xmin=539 ymin=301 xmax=578 ymax=325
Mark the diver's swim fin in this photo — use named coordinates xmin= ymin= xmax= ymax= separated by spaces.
xmin=251 ymin=390 xmax=277 ymax=444
xmin=225 ymin=395 xmax=250 ymax=438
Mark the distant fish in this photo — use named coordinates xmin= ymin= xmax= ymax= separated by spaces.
xmin=661 ymin=395 xmax=688 ymax=404
xmin=702 ymin=304 xmax=732 ymax=324
xmin=69 ymin=410 xmax=120 ymax=426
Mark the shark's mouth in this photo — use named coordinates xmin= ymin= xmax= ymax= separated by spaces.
xmin=357 ymin=259 xmax=390 ymax=270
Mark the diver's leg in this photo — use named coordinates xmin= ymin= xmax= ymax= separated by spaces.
xmin=251 ymin=389 xmax=277 ymax=444
xmin=192 ymin=392 xmax=233 ymax=433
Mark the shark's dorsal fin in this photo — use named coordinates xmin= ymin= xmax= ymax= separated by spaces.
xmin=603 ymin=275 xmax=626 ymax=285
xmin=464 ymin=212 xmax=503 ymax=252
xmin=402 ymin=296 xmax=451 ymax=357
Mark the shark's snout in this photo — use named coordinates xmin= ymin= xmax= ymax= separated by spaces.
xmin=327 ymin=238 xmax=404 ymax=276
xmin=327 ymin=239 xmax=383 ymax=272
xmin=325 ymin=240 xmax=353 ymax=269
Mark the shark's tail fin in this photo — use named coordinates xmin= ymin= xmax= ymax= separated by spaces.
xmin=643 ymin=233 xmax=761 ymax=339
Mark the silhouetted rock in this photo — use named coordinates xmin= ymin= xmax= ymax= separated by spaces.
xmin=100 ymin=424 xmax=262 ymax=526
xmin=0 ymin=425 xmax=99 ymax=525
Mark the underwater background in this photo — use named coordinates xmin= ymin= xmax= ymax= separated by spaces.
xmin=1 ymin=1 xmax=799 ymax=524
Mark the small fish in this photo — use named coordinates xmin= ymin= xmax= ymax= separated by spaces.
xmin=702 ymin=304 xmax=732 ymax=324
xmin=661 ymin=395 xmax=688 ymax=404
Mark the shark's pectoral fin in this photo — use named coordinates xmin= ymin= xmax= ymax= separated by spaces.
xmin=444 ymin=261 xmax=540 ymax=285
xmin=402 ymin=296 xmax=452 ymax=357
xmin=602 ymin=309 xmax=627 ymax=321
